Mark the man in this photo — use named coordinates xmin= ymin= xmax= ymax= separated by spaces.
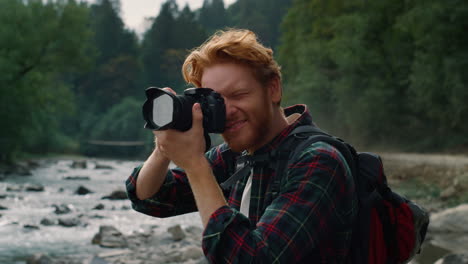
xmin=126 ymin=29 xmax=357 ymax=263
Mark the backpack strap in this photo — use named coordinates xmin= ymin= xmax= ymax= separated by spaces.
xmin=269 ymin=126 xmax=358 ymax=197
xmin=219 ymin=125 xmax=327 ymax=190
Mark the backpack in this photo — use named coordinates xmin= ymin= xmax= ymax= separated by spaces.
xmin=220 ymin=125 xmax=430 ymax=264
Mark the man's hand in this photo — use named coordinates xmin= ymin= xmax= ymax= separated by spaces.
xmin=151 ymin=88 xmax=227 ymax=227
xmin=155 ymin=101 xmax=206 ymax=173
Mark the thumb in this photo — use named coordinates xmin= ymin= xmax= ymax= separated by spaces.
xmin=192 ymin=103 xmax=204 ymax=130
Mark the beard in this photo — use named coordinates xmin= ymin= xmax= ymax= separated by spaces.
xmin=222 ymin=114 xmax=272 ymax=153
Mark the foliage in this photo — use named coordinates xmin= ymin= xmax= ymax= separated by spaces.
xmin=141 ymin=0 xmax=207 ymax=92
xmin=0 ymin=0 xmax=93 ymax=162
xmin=83 ymin=97 xmax=153 ymax=157
xmin=278 ymin=0 xmax=468 ymax=151
xmin=3 ymin=0 xmax=466 ymax=162
xmin=227 ymin=0 xmax=292 ymax=48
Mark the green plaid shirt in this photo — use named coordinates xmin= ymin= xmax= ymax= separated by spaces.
xmin=126 ymin=104 xmax=357 ymax=263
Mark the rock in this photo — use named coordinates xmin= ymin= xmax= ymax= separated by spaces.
xmin=25 ymin=184 xmax=45 ymax=192
xmin=53 ymin=204 xmax=73 ymax=215
xmin=102 ymin=190 xmax=127 ymax=200
xmin=27 ymin=253 xmax=81 ymax=264
xmin=26 ymin=160 xmax=40 ymax=169
xmin=185 ymin=226 xmax=203 ymax=237
xmin=0 ymin=204 xmax=7 ymax=210
xmin=89 ymin=214 xmax=106 ymax=219
xmin=434 ymin=254 xmax=468 ymax=264
xmin=24 ymin=224 xmax=40 ymax=230
xmin=71 ymin=160 xmax=87 ymax=169
xmin=95 ymin=163 xmax=114 ymax=170
xmin=93 ymin=203 xmax=105 ymax=210
xmin=168 ymin=225 xmax=186 ymax=241
xmin=58 ymin=217 xmax=81 ymax=227
xmin=40 ymin=218 xmax=56 ymax=226
xmin=429 ymin=204 xmax=468 ymax=254
xmin=26 ymin=253 xmax=53 ymax=264
xmin=75 ymin=185 xmax=93 ymax=195
xmin=181 ymin=245 xmax=204 ymax=261
xmin=9 ymin=162 xmax=33 ymax=176
xmin=431 ymin=204 xmax=468 ymax=233
xmin=440 ymin=185 xmax=458 ymax=200
xmin=6 ymin=185 xmax=22 ymax=192
xmin=92 ymin=225 xmax=128 ymax=248
xmin=87 ymin=256 xmax=111 ymax=264
xmin=96 ymin=249 xmax=132 ymax=258
xmin=64 ymin=176 xmax=90 ymax=181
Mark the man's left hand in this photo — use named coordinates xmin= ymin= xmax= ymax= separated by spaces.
xmin=155 ymin=103 xmax=207 ymax=172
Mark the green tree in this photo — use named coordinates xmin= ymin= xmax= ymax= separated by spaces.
xmin=84 ymin=97 xmax=153 ymax=157
xmin=141 ymin=1 xmax=206 ymax=92
xmin=228 ymin=0 xmax=291 ymax=48
xmin=199 ymin=0 xmax=228 ymax=33
xmin=279 ymin=0 xmax=468 ymax=151
xmin=398 ymin=0 xmax=468 ymax=149
xmin=0 ymin=0 xmax=93 ymax=162
xmin=77 ymin=0 xmax=141 ymax=112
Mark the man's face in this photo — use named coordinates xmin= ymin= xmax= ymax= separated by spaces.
xmin=201 ymin=62 xmax=278 ymax=153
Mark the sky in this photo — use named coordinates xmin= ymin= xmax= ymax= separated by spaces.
xmin=82 ymin=0 xmax=236 ymax=35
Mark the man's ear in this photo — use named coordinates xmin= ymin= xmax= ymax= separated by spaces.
xmin=268 ymin=76 xmax=282 ymax=105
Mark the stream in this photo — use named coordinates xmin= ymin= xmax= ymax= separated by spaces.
xmin=0 ymin=158 xmax=201 ymax=263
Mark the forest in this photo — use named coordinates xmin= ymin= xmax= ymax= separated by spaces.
xmin=1 ymin=0 xmax=467 ymax=163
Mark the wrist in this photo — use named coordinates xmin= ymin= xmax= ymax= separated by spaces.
xmin=184 ymin=156 xmax=210 ymax=176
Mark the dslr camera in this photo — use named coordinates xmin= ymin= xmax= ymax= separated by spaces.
xmin=142 ymin=87 xmax=226 ymax=134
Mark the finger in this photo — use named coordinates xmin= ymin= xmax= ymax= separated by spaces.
xmin=192 ymin=103 xmax=204 ymax=130
xmin=162 ymin=87 xmax=176 ymax=95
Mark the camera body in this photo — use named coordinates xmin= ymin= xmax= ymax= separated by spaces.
xmin=142 ymin=87 xmax=226 ymax=133
xmin=183 ymin=88 xmax=225 ymax=133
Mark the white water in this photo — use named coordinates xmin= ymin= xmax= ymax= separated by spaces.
xmin=0 ymin=158 xmax=201 ymax=263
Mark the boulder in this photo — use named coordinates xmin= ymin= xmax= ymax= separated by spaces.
xmin=53 ymin=204 xmax=73 ymax=215
xmin=9 ymin=162 xmax=32 ymax=176
xmin=26 ymin=253 xmax=53 ymax=264
xmin=64 ymin=176 xmax=90 ymax=181
xmin=93 ymin=203 xmax=105 ymax=210
xmin=429 ymin=204 xmax=468 ymax=254
xmin=86 ymin=256 xmax=111 ymax=264
xmin=25 ymin=184 xmax=45 ymax=192
xmin=92 ymin=225 xmax=128 ymax=248
xmin=75 ymin=185 xmax=93 ymax=195
xmin=102 ymin=190 xmax=127 ymax=200
xmin=167 ymin=225 xmax=186 ymax=241
xmin=58 ymin=217 xmax=81 ymax=227
xmin=40 ymin=218 xmax=56 ymax=226
xmin=95 ymin=163 xmax=114 ymax=170
xmin=71 ymin=160 xmax=87 ymax=169
xmin=434 ymin=254 xmax=468 ymax=264
xmin=6 ymin=185 xmax=22 ymax=192
xmin=181 ymin=245 xmax=204 ymax=261
xmin=431 ymin=204 xmax=468 ymax=233
xmin=23 ymin=224 xmax=40 ymax=230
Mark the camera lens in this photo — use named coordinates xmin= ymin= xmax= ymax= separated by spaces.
xmin=152 ymin=94 xmax=173 ymax=127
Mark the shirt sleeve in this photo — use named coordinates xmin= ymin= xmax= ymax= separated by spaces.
xmin=125 ymin=143 xmax=233 ymax=218
xmin=201 ymin=142 xmax=357 ymax=263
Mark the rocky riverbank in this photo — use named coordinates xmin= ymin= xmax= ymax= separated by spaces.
xmin=27 ymin=223 xmax=207 ymax=264
xmin=1 ymin=153 xmax=468 ymax=264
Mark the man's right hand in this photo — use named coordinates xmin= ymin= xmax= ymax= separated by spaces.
xmin=136 ymin=87 xmax=176 ymax=200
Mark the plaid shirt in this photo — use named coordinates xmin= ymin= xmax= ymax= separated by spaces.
xmin=126 ymin=104 xmax=357 ymax=263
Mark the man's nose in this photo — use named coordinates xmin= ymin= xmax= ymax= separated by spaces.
xmin=224 ymin=100 xmax=237 ymax=119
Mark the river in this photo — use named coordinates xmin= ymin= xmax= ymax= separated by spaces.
xmin=0 ymin=158 xmax=202 ymax=263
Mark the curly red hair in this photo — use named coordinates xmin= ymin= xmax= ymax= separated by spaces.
xmin=182 ymin=29 xmax=282 ymax=88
